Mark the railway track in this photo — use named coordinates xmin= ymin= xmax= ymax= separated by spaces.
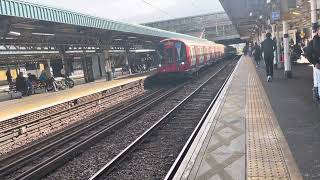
xmin=0 ymin=81 xmax=145 ymax=155
xmin=89 ymin=58 xmax=238 ymax=180
xmin=0 ymin=86 xmax=183 ymax=180
xmin=0 ymin=57 xmax=236 ymax=180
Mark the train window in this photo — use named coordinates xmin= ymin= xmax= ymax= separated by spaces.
xmin=175 ymin=42 xmax=186 ymax=63
xmin=190 ymin=47 xmax=194 ymax=59
xmin=200 ymin=48 xmax=204 ymax=62
xmin=162 ymin=48 xmax=174 ymax=64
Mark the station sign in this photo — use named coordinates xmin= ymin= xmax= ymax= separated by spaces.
xmin=271 ymin=11 xmax=281 ymax=22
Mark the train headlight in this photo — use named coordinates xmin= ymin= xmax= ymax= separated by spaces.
xmin=158 ymin=64 xmax=162 ymax=67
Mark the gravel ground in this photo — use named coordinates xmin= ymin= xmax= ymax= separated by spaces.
xmin=104 ymin=63 xmax=236 ymax=180
xmin=1 ymin=89 xmax=160 ymax=180
xmin=43 ymin=60 xmax=230 ymax=180
xmin=0 ymin=86 xmax=144 ymax=156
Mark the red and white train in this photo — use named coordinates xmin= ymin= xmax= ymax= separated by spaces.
xmin=157 ymin=38 xmax=226 ymax=76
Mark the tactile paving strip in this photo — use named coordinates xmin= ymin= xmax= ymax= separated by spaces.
xmin=246 ymin=62 xmax=291 ymax=179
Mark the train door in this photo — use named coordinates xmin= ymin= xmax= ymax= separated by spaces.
xmin=203 ymin=48 xmax=207 ymax=64
xmin=199 ymin=47 xmax=204 ymax=64
xmin=190 ymin=46 xmax=196 ymax=67
xmin=195 ymin=47 xmax=200 ymax=66
xmin=214 ymin=46 xmax=218 ymax=59
xmin=206 ymin=47 xmax=211 ymax=63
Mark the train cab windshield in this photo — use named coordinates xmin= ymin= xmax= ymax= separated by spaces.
xmin=162 ymin=47 xmax=175 ymax=64
xmin=158 ymin=41 xmax=187 ymax=66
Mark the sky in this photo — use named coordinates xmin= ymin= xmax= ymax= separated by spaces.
xmin=23 ymin=0 xmax=224 ymax=24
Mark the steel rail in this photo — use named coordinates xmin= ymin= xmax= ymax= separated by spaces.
xmin=0 ymin=88 xmax=164 ymax=177
xmin=164 ymin=55 xmax=240 ymax=180
xmin=11 ymin=84 xmax=184 ymax=180
xmin=88 ymin=56 xmax=239 ymax=180
xmin=0 ymin=82 xmax=143 ymax=133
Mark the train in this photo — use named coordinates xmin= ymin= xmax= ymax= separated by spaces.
xmin=157 ymin=38 xmax=235 ymax=77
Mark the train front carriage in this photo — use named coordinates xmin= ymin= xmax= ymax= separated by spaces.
xmin=157 ymin=39 xmax=191 ymax=75
xmin=157 ymin=38 xmax=225 ymax=77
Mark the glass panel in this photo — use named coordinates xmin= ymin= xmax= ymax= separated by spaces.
xmin=0 ymin=0 xmax=3 ymax=14
xmin=160 ymin=47 xmax=174 ymax=65
xmin=5 ymin=0 xmax=10 ymax=15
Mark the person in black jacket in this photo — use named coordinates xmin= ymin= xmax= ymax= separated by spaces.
xmin=304 ymin=26 xmax=320 ymax=100
xmin=6 ymin=68 xmax=13 ymax=84
xmin=253 ymin=42 xmax=262 ymax=67
xmin=16 ymin=72 xmax=28 ymax=96
xmin=261 ymin=33 xmax=277 ymax=82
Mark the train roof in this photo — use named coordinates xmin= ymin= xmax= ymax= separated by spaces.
xmin=160 ymin=38 xmax=224 ymax=47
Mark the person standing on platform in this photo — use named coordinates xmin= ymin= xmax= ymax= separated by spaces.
xmin=253 ymin=42 xmax=262 ymax=68
xmin=261 ymin=33 xmax=277 ymax=82
xmin=305 ymin=26 xmax=320 ymax=101
xmin=16 ymin=72 xmax=28 ymax=96
xmin=6 ymin=68 xmax=13 ymax=84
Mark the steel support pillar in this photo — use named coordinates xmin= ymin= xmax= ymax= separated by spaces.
xmin=103 ymin=50 xmax=113 ymax=81
xmin=60 ymin=50 xmax=69 ymax=76
xmin=311 ymin=0 xmax=318 ymax=36
xmin=125 ymin=47 xmax=132 ymax=75
xmin=311 ymin=0 xmax=320 ymax=100
xmin=272 ymin=24 xmax=277 ymax=67
xmin=275 ymin=24 xmax=282 ymax=69
xmin=283 ymin=21 xmax=292 ymax=78
xmin=46 ymin=59 xmax=52 ymax=76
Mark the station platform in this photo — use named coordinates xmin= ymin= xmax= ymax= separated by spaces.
xmin=0 ymin=71 xmax=154 ymax=122
xmin=173 ymin=56 xmax=311 ymax=180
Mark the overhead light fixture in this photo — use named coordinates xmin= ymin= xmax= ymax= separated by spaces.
xmin=8 ymin=31 xmax=21 ymax=36
xmin=291 ymin=11 xmax=300 ymax=15
xmin=32 ymin=32 xmax=55 ymax=36
xmin=114 ymin=39 xmax=122 ymax=41
xmin=249 ymin=12 xmax=253 ymax=17
xmin=259 ymin=15 xmax=263 ymax=19
xmin=128 ymin=36 xmax=136 ymax=39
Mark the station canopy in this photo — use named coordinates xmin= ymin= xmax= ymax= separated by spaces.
xmin=219 ymin=0 xmax=313 ymax=40
xmin=0 ymin=0 xmax=213 ymax=63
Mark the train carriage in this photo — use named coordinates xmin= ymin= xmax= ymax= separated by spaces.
xmin=157 ymin=38 xmax=225 ymax=76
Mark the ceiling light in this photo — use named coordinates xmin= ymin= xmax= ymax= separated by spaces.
xmin=32 ymin=33 xmax=55 ymax=36
xmin=8 ymin=31 xmax=21 ymax=36
xmin=292 ymin=11 xmax=300 ymax=15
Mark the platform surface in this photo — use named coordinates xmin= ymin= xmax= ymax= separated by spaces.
xmin=174 ymin=56 xmax=303 ymax=180
xmin=257 ymin=62 xmax=320 ymax=179
xmin=0 ymin=71 xmax=154 ymax=122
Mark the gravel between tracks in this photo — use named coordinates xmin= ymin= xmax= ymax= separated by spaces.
xmin=43 ymin=60 xmax=229 ymax=180
xmin=1 ymin=89 xmax=159 ymax=180
xmin=105 ymin=63 xmax=236 ymax=180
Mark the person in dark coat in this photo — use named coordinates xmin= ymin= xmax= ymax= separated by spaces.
xmin=253 ymin=42 xmax=262 ymax=67
xmin=6 ymin=68 xmax=13 ymax=84
xmin=261 ymin=33 xmax=277 ymax=82
xmin=304 ymin=26 xmax=320 ymax=100
xmin=16 ymin=72 xmax=28 ymax=96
